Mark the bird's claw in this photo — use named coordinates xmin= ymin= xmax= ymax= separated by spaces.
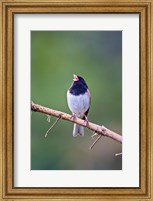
xmin=70 ymin=113 xmax=77 ymax=121
xmin=83 ymin=115 xmax=89 ymax=126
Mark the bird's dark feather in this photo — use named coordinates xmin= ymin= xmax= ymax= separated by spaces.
xmin=69 ymin=76 xmax=88 ymax=96
xmin=82 ymin=107 xmax=90 ymax=120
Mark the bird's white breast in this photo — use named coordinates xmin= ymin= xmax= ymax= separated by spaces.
xmin=67 ymin=91 xmax=90 ymax=118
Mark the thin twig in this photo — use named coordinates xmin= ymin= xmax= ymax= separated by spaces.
xmin=89 ymin=135 xmax=102 ymax=150
xmin=45 ymin=117 xmax=61 ymax=138
xmin=115 ymin=152 xmax=122 ymax=156
xmin=91 ymin=133 xmax=98 ymax=139
xmin=46 ymin=115 xmax=51 ymax=123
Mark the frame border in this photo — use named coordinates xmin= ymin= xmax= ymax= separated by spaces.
xmin=0 ymin=0 xmax=152 ymax=200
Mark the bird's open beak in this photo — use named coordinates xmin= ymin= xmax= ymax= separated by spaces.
xmin=73 ymin=74 xmax=79 ymax=81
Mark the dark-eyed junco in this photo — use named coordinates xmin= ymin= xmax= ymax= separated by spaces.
xmin=67 ymin=74 xmax=91 ymax=137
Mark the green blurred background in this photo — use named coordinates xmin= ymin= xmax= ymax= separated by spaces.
xmin=31 ymin=31 xmax=122 ymax=170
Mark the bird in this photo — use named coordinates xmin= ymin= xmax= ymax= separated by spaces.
xmin=67 ymin=74 xmax=91 ymax=137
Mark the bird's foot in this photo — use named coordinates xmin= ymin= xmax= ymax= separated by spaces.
xmin=70 ymin=113 xmax=77 ymax=121
xmin=83 ymin=115 xmax=89 ymax=126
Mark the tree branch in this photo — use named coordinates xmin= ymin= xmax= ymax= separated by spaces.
xmin=31 ymin=102 xmax=122 ymax=144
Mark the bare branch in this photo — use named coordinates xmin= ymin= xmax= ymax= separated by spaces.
xmin=31 ymin=102 xmax=122 ymax=144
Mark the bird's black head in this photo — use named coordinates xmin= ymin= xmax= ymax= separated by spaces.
xmin=69 ymin=74 xmax=88 ymax=95
xmin=73 ymin=74 xmax=87 ymax=85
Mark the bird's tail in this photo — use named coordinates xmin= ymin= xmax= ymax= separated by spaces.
xmin=73 ymin=123 xmax=84 ymax=137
